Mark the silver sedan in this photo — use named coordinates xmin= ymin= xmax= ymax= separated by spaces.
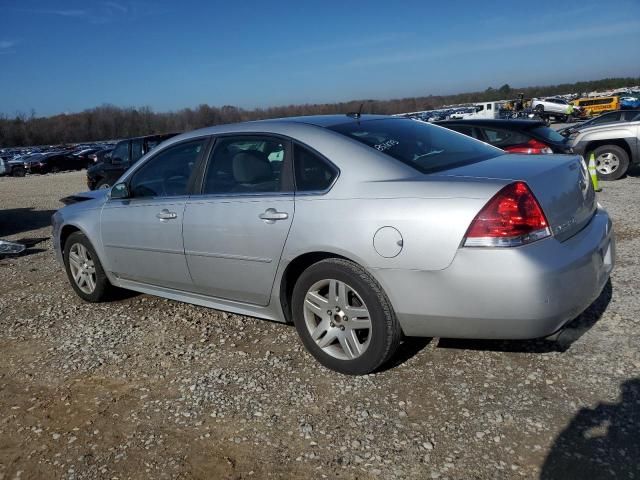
xmin=52 ymin=115 xmax=615 ymax=374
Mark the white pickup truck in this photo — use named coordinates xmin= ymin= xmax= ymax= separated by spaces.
xmin=449 ymin=101 xmax=503 ymax=120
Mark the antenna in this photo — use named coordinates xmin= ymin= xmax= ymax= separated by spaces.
xmin=347 ymin=103 xmax=364 ymax=119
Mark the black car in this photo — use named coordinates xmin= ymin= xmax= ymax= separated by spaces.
xmin=86 ymin=133 xmax=178 ymax=190
xmin=557 ymin=110 xmax=640 ymax=137
xmin=436 ymin=119 xmax=572 ymax=154
xmin=27 ymin=151 xmax=87 ymax=174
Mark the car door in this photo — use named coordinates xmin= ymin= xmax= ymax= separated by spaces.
xmin=100 ymin=137 xmax=209 ymax=290
xmin=183 ymin=135 xmax=294 ymax=306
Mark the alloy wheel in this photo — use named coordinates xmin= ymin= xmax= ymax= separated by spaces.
xmin=303 ymin=279 xmax=372 ymax=360
xmin=68 ymin=243 xmax=97 ymax=294
xmin=596 ymin=152 xmax=620 ymax=175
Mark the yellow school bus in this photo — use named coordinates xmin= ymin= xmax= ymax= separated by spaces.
xmin=571 ymin=96 xmax=620 ymax=116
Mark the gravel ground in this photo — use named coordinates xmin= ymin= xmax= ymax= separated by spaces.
xmin=1 ymin=169 xmax=639 ymax=480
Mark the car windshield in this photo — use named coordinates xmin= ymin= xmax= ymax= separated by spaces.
xmin=328 ymin=118 xmax=501 ymax=173
xmin=529 ymin=126 xmax=567 ymax=144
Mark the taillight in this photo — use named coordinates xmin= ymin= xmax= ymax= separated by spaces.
xmin=504 ymin=139 xmax=553 ymax=155
xmin=464 ymin=181 xmax=551 ymax=247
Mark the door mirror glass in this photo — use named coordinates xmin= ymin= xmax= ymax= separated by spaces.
xmin=110 ymin=183 xmax=130 ymax=199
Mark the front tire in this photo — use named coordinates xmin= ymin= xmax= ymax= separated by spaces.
xmin=63 ymin=232 xmax=113 ymax=302
xmin=292 ymin=258 xmax=401 ymax=375
xmin=96 ymin=179 xmax=111 ymax=189
xmin=593 ymin=145 xmax=629 ymax=181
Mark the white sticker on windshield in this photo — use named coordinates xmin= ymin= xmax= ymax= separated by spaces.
xmin=374 ymin=139 xmax=399 ymax=152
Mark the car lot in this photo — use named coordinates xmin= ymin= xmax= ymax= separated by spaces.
xmin=1 ymin=165 xmax=639 ymax=479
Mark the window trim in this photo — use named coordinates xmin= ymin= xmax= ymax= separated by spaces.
xmin=194 ymin=133 xmax=295 ymax=198
xmin=123 ymin=136 xmax=212 ymax=200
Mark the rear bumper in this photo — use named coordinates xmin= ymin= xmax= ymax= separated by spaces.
xmin=375 ymin=207 xmax=614 ymax=339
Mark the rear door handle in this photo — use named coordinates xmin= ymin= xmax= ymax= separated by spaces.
xmin=156 ymin=209 xmax=178 ymax=220
xmin=259 ymin=208 xmax=289 ymax=223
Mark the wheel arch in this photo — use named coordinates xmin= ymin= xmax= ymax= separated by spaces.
xmin=585 ymin=138 xmax=633 ymax=161
xmin=279 ymin=251 xmax=360 ymax=324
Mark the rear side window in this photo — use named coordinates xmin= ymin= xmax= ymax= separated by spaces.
xmin=447 ymin=125 xmax=475 ymax=137
xmin=329 ymin=118 xmax=500 ymax=174
xmin=294 ymin=144 xmax=337 ymax=192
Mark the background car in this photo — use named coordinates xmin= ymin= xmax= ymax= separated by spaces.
xmin=558 ymin=110 xmax=640 ymax=137
xmin=86 ymin=133 xmax=178 ymax=189
xmin=54 ymin=115 xmax=614 ymax=375
xmin=568 ymin=117 xmax=640 ymax=180
xmin=26 ymin=151 xmax=87 ymax=174
xmin=437 ymin=119 xmax=573 ymax=154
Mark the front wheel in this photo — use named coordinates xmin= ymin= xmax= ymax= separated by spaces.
xmin=292 ymin=258 xmax=401 ymax=375
xmin=593 ymin=145 xmax=629 ymax=181
xmin=63 ymin=232 xmax=113 ymax=302
xmin=96 ymin=179 xmax=111 ymax=189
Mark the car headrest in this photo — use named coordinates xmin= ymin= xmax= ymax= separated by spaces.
xmin=232 ymin=151 xmax=272 ymax=183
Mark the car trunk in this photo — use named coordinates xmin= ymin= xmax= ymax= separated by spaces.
xmin=436 ymin=153 xmax=596 ymax=242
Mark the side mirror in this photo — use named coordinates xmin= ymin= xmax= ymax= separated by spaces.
xmin=110 ymin=182 xmax=130 ymax=199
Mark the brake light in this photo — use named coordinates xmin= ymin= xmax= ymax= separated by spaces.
xmin=504 ymin=139 xmax=553 ymax=154
xmin=464 ymin=182 xmax=551 ymax=247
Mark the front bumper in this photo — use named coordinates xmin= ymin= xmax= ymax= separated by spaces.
xmin=375 ymin=207 xmax=614 ymax=339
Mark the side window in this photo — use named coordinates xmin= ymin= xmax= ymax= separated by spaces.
xmin=486 ymin=104 xmax=492 ymax=110
xmin=131 ymin=139 xmax=144 ymax=163
xmin=203 ymin=136 xmax=285 ymax=194
xmin=129 ymin=139 xmax=206 ymax=198
xmin=294 ymin=144 xmax=337 ymax=192
xmin=111 ymin=141 xmax=129 ymax=163
xmin=481 ymin=128 xmax=530 ymax=148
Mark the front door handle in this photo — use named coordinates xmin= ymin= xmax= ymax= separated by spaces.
xmin=156 ymin=209 xmax=178 ymax=220
xmin=259 ymin=208 xmax=289 ymax=223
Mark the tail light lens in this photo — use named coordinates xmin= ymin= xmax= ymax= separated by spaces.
xmin=504 ymin=139 xmax=553 ymax=154
xmin=464 ymin=181 xmax=551 ymax=247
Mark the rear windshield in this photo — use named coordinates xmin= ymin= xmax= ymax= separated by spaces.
xmin=529 ymin=126 xmax=567 ymax=144
xmin=329 ymin=118 xmax=501 ymax=173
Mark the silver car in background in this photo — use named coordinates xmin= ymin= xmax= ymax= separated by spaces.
xmin=52 ymin=115 xmax=615 ymax=374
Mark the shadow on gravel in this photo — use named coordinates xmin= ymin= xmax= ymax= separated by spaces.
xmin=379 ymin=337 xmax=432 ymax=372
xmin=0 ymin=208 xmax=56 ymax=237
xmin=436 ymin=279 xmax=612 ymax=354
xmin=540 ymin=378 xmax=640 ymax=480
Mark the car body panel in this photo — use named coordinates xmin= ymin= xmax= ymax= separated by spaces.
xmin=52 ymin=115 xmax=615 ymax=341
xmin=100 ymin=196 xmax=193 ymax=290
xmin=569 ymin=121 xmax=639 ymax=164
xmin=183 ymin=194 xmax=295 ymax=305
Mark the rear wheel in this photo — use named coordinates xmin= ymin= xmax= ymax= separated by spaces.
xmin=593 ymin=145 xmax=629 ymax=181
xmin=51 ymin=166 xmax=60 ymax=174
xmin=63 ymin=232 xmax=113 ymax=302
xmin=292 ymin=258 xmax=401 ymax=375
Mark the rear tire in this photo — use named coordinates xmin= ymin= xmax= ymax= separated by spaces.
xmin=292 ymin=258 xmax=401 ymax=375
xmin=593 ymin=145 xmax=629 ymax=181
xmin=63 ymin=232 xmax=113 ymax=302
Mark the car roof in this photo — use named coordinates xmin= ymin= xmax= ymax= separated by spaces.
xmin=260 ymin=114 xmax=391 ymax=127
xmin=436 ymin=119 xmax=546 ymax=128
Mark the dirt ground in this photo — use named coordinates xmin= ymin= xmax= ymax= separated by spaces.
xmin=1 ymin=170 xmax=639 ymax=480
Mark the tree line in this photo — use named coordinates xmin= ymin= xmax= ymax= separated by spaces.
xmin=1 ymin=76 xmax=638 ymax=148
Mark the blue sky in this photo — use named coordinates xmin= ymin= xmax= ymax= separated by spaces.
xmin=1 ymin=0 xmax=639 ymax=117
